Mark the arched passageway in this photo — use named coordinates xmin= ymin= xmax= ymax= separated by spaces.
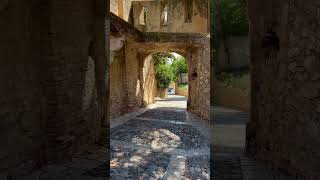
xmin=109 ymin=13 xmax=211 ymax=178
xmin=109 ymin=23 xmax=210 ymax=121
xmin=140 ymin=52 xmax=189 ymax=108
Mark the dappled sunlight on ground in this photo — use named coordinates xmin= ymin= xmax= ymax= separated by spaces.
xmin=110 ymin=95 xmax=210 ymax=179
xmin=110 ymin=146 xmax=170 ymax=179
xmin=132 ymin=129 xmax=181 ymax=152
xmin=111 ymin=119 xmax=209 ymax=150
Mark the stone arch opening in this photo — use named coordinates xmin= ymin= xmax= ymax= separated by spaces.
xmin=140 ymin=52 xmax=189 ymax=109
xmin=132 ymin=40 xmax=209 ymax=119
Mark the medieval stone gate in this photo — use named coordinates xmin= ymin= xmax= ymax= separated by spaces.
xmin=110 ymin=13 xmax=210 ymax=120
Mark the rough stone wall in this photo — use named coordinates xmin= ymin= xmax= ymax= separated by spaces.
xmin=109 ymin=45 xmax=158 ymax=120
xmin=175 ymin=85 xmax=188 ymax=97
xmin=110 ymin=0 xmax=155 ymax=22
xmin=44 ymin=0 xmax=105 ymax=161
xmin=132 ymin=0 xmax=208 ymax=33
xmin=187 ymin=46 xmax=211 ymax=120
xmin=216 ymin=36 xmax=249 ymax=72
xmin=110 ymin=48 xmax=129 ymax=118
xmin=0 ymin=0 xmax=107 ymax=176
xmin=110 ymin=0 xmax=118 ymax=15
xmin=142 ymin=54 xmax=158 ymax=106
xmin=0 ymin=0 xmax=46 ymax=175
xmin=124 ymin=43 xmax=144 ymax=112
xmin=214 ymin=79 xmax=249 ymax=112
xmin=166 ymin=0 xmax=209 ymax=33
xmin=247 ymin=0 xmax=320 ymax=179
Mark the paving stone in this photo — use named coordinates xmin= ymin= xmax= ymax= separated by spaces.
xmin=110 ymin=95 xmax=210 ymax=179
xmin=110 ymin=146 xmax=171 ymax=179
xmin=137 ymin=109 xmax=186 ymax=122
xmin=111 ymin=119 xmax=209 ymax=150
xmin=183 ymin=155 xmax=210 ymax=179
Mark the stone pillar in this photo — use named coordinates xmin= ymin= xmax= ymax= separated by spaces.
xmin=124 ymin=43 xmax=143 ymax=112
xmin=188 ymin=45 xmax=210 ymax=121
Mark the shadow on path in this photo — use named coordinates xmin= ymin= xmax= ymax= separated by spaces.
xmin=210 ymin=106 xmax=300 ymax=180
xmin=210 ymin=106 xmax=247 ymax=180
xmin=110 ymin=95 xmax=210 ymax=179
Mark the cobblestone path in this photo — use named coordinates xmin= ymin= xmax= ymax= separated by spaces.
xmin=110 ymin=95 xmax=210 ymax=179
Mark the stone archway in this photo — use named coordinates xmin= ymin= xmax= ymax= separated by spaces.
xmin=139 ymin=52 xmax=189 ymax=107
xmin=132 ymin=41 xmax=210 ymax=120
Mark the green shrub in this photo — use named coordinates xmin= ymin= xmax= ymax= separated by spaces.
xmin=177 ymin=83 xmax=188 ymax=90
xmin=152 ymin=53 xmax=174 ymax=65
xmin=155 ymin=63 xmax=174 ymax=89
xmin=153 ymin=52 xmax=188 ymax=88
xmin=171 ymin=56 xmax=188 ymax=81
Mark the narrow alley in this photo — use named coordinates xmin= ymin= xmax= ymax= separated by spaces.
xmin=0 ymin=0 xmax=319 ymax=179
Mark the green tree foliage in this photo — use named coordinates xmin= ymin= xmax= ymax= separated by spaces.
xmin=171 ymin=57 xmax=188 ymax=81
xmin=212 ymin=0 xmax=249 ymax=37
xmin=153 ymin=53 xmax=189 ymax=88
xmin=220 ymin=0 xmax=248 ymax=36
xmin=155 ymin=63 xmax=174 ymax=88
xmin=152 ymin=52 xmax=175 ymax=64
xmin=153 ymin=53 xmax=175 ymax=89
